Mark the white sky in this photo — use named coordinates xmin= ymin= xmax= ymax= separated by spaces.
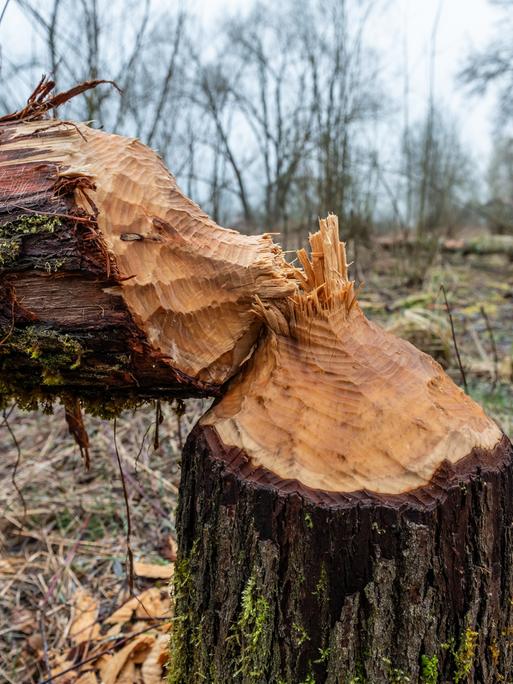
xmin=170 ymin=0 xmax=503 ymax=170
xmin=0 ymin=0 xmax=504 ymax=169
xmin=373 ymin=0 xmax=501 ymax=165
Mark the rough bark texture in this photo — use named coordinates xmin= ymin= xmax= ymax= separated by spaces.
xmin=0 ymin=211 xmax=216 ymax=409
xmin=173 ymin=425 xmax=513 ymax=684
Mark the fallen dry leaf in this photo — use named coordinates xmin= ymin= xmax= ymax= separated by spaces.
xmin=115 ymin=659 xmax=136 ymax=683
xmin=158 ymin=534 xmax=178 ymax=562
xmin=107 ymin=587 xmax=170 ymax=625
xmin=12 ymin=608 xmax=34 ymax=634
xmin=141 ymin=633 xmax=169 ymax=684
xmin=135 ymin=587 xmax=170 ymax=620
xmin=106 ymin=594 xmax=141 ymax=625
xmin=99 ymin=634 xmax=155 ymax=684
xmin=0 ymin=557 xmax=17 ymax=574
xmin=75 ymin=673 xmax=98 ymax=684
xmin=134 ymin=561 xmax=174 ymax=580
xmin=70 ymin=589 xmax=100 ymax=644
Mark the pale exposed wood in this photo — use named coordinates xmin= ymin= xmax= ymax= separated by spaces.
xmin=0 ymin=112 xmax=503 ymax=494
xmin=203 ymin=215 xmax=501 ymax=494
xmin=0 ymin=119 xmax=295 ymax=386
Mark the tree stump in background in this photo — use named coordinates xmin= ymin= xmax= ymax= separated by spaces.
xmin=172 ymin=219 xmax=513 ymax=683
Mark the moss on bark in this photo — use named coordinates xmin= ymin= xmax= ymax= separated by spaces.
xmin=171 ymin=425 xmax=513 ymax=683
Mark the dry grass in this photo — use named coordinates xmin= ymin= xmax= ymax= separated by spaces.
xmin=0 ymin=399 xmax=208 ymax=683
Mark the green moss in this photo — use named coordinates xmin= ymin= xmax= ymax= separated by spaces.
xmin=313 ymin=564 xmax=328 ymax=603
xmin=231 ymin=573 xmax=273 ymax=680
xmin=347 ymin=666 xmax=366 ymax=684
xmin=0 ymin=214 xmax=62 ymax=238
xmin=81 ymin=395 xmax=145 ymax=420
xmin=314 ymin=647 xmax=331 ymax=664
xmin=43 ymin=257 xmax=67 ymax=273
xmin=0 ymin=237 xmax=21 ymax=265
xmin=420 ymin=654 xmax=438 ymax=684
xmin=5 ymin=327 xmax=83 ymax=371
xmin=0 ymin=215 xmax=63 ymax=269
xmin=167 ymin=549 xmax=194 ymax=684
xmin=382 ymin=657 xmax=410 ymax=683
xmin=453 ymin=628 xmax=478 ymax=683
xmin=292 ymin=621 xmax=310 ymax=647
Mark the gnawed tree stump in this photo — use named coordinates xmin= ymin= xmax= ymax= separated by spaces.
xmin=173 ymin=219 xmax=513 ymax=683
xmin=1 ymin=83 xmax=512 ymax=684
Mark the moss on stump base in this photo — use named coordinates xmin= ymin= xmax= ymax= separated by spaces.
xmin=171 ymin=425 xmax=513 ymax=684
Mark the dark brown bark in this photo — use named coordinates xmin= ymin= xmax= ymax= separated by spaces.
xmin=173 ymin=424 xmax=513 ymax=683
xmin=0 ymin=160 xmax=218 ymax=409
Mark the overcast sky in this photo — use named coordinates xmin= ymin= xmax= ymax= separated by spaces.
xmin=199 ymin=0 xmax=501 ymax=165
xmin=0 ymin=0 xmax=503 ymax=169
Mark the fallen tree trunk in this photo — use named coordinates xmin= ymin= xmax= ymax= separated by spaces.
xmin=2 ymin=83 xmax=512 ymax=683
xmin=442 ymin=235 xmax=513 ymax=259
xmin=377 ymin=233 xmax=513 ymax=259
xmin=0 ymin=83 xmax=294 ymax=410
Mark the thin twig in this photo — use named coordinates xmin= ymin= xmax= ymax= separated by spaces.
xmin=2 ymin=408 xmax=27 ymax=520
xmin=113 ymin=418 xmax=134 ymax=596
xmin=38 ymin=610 xmax=52 ymax=683
xmin=440 ymin=284 xmax=468 ymax=393
xmin=153 ymin=399 xmax=163 ymax=451
xmin=480 ymin=305 xmax=499 ymax=389
xmin=174 ymin=399 xmax=185 ymax=451
xmin=134 ymin=422 xmax=152 ymax=476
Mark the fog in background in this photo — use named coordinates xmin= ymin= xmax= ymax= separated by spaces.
xmin=1 ymin=0 xmax=513 ymax=253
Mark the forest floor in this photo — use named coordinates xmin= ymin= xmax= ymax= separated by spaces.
xmin=0 ymin=245 xmax=512 ymax=682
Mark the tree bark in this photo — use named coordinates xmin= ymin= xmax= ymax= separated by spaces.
xmin=0 ymin=215 xmax=218 ymax=406
xmin=173 ymin=425 xmax=513 ymax=684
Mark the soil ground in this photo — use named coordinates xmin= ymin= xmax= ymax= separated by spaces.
xmin=0 ymin=245 xmax=512 ymax=682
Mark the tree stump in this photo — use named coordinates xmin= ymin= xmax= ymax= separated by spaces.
xmin=171 ymin=219 xmax=513 ymax=683
xmin=176 ymin=427 xmax=513 ymax=683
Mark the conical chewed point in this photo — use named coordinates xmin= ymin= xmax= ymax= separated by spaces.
xmin=202 ymin=215 xmax=502 ymax=496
